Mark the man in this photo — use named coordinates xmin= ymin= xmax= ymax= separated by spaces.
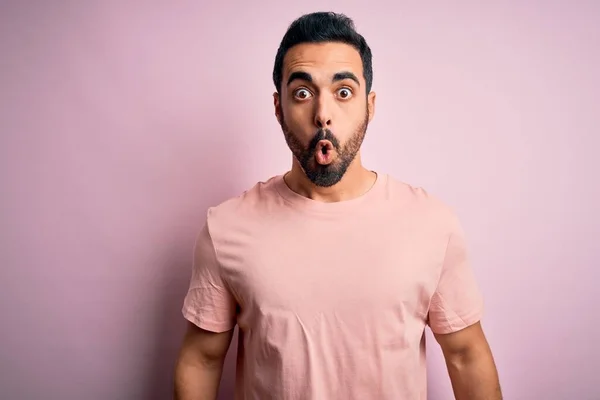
xmin=174 ymin=11 xmax=501 ymax=400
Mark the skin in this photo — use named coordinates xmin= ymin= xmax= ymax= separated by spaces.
xmin=173 ymin=41 xmax=502 ymax=399
xmin=435 ymin=322 xmax=503 ymax=399
xmin=274 ymin=42 xmax=377 ymax=202
xmin=173 ymin=322 xmax=234 ymax=400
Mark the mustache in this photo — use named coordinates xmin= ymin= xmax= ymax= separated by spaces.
xmin=308 ymin=129 xmax=341 ymax=152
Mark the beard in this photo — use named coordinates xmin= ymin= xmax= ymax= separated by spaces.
xmin=280 ymin=108 xmax=370 ymax=187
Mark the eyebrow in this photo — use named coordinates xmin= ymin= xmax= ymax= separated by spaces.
xmin=286 ymin=71 xmax=361 ymax=87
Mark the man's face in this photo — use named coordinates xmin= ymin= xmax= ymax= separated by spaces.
xmin=274 ymin=42 xmax=376 ymax=187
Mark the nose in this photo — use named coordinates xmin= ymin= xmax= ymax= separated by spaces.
xmin=314 ymin=96 xmax=332 ymax=129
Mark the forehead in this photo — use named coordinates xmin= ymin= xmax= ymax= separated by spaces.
xmin=282 ymin=42 xmax=364 ymax=84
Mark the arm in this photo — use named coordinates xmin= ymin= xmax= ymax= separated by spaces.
xmin=434 ymin=322 xmax=502 ymax=400
xmin=175 ymin=218 xmax=238 ymax=399
xmin=174 ymin=321 xmax=235 ymax=400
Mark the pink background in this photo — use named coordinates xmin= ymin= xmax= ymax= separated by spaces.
xmin=1 ymin=2 xmax=598 ymax=399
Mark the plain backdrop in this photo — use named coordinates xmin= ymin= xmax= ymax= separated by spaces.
xmin=1 ymin=1 xmax=598 ymax=399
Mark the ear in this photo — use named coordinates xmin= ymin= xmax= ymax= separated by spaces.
xmin=273 ymin=92 xmax=282 ymax=125
xmin=367 ymin=91 xmax=376 ymax=122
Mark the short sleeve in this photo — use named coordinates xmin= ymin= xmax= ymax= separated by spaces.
xmin=182 ymin=221 xmax=237 ymax=333
xmin=427 ymin=216 xmax=484 ymax=335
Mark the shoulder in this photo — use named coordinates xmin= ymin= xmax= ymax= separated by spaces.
xmin=382 ymin=174 xmax=462 ymax=232
xmin=204 ymin=174 xmax=284 ymax=232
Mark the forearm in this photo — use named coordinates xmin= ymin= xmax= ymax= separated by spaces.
xmin=173 ymin=358 xmax=224 ymax=400
xmin=445 ymin=347 xmax=502 ymax=400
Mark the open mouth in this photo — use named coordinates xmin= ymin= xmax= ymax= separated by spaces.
xmin=315 ymin=140 xmax=335 ymax=165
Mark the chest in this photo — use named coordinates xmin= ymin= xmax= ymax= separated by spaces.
xmin=220 ymin=214 xmax=446 ymax=328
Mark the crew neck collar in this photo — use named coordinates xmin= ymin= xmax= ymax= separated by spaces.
xmin=274 ymin=171 xmax=387 ymax=214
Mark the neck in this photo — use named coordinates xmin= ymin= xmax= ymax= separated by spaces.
xmin=284 ymin=153 xmax=377 ymax=203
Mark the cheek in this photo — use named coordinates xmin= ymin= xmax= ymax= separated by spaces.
xmin=284 ymin=106 xmax=312 ymax=128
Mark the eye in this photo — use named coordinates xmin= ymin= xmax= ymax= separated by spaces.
xmin=294 ymin=88 xmax=312 ymax=100
xmin=337 ymin=87 xmax=353 ymax=99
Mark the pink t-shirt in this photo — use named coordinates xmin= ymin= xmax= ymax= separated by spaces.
xmin=182 ymin=172 xmax=484 ymax=399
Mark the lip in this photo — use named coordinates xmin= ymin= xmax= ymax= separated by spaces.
xmin=317 ymin=140 xmax=334 ymax=153
xmin=315 ymin=140 xmax=335 ymax=165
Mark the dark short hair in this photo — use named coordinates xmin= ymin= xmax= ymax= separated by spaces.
xmin=272 ymin=12 xmax=373 ymax=94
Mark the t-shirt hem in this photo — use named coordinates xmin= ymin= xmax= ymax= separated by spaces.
xmin=430 ymin=308 xmax=484 ymax=335
xmin=182 ymin=308 xmax=236 ymax=333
